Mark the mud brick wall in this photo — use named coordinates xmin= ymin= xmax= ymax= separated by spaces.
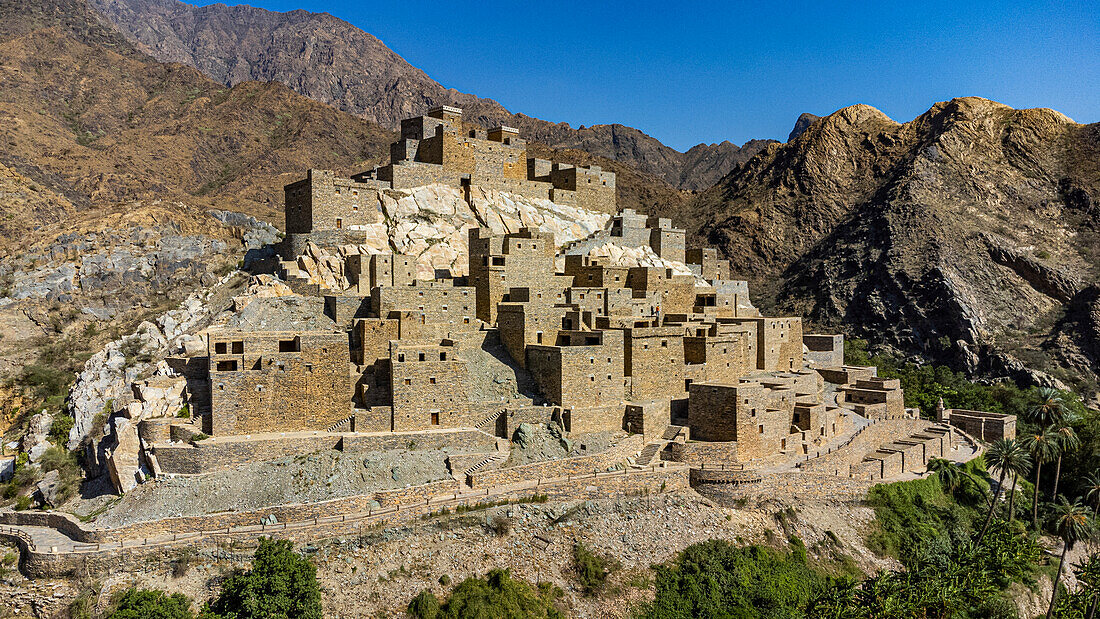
xmin=209 ymin=331 xmax=352 ymax=435
xmin=467 ymin=434 xmax=644 ymax=488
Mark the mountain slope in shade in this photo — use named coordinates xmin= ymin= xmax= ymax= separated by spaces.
xmin=87 ymin=0 xmax=774 ymax=191
xmin=691 ymin=98 xmax=1100 ymax=401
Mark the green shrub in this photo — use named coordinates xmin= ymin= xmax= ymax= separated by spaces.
xmin=203 ymin=538 xmax=321 ymax=619
xmin=638 ymin=540 xmax=829 ymax=619
xmin=573 ymin=542 xmax=618 ymax=595
xmin=48 ymin=415 xmax=74 ymax=444
xmin=407 ymin=569 xmax=562 ymax=619
xmin=107 ymin=588 xmax=193 ymax=619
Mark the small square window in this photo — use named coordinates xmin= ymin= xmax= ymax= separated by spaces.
xmin=430 ymin=377 xmax=436 ymax=384
xmin=404 ymin=378 xmax=412 ymax=385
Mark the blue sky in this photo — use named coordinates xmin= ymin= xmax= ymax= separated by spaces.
xmin=187 ymin=0 xmax=1099 ymax=151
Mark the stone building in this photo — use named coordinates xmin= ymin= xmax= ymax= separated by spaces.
xmin=281 ymin=106 xmax=617 ymax=257
xmin=174 ymin=107 xmax=888 ymax=481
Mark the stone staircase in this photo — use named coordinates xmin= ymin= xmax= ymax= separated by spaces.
xmin=634 ymin=424 xmax=688 ymax=466
xmin=474 ymin=409 xmax=504 ymax=435
xmin=464 ymin=452 xmax=508 ymax=477
xmin=326 ymin=415 xmax=355 ymax=433
xmin=636 ymin=442 xmax=667 ymax=466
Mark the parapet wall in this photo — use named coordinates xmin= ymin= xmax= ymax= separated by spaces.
xmin=153 ymin=429 xmax=498 ymax=474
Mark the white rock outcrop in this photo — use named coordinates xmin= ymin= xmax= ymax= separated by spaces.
xmin=285 ymin=184 xmax=611 ymax=290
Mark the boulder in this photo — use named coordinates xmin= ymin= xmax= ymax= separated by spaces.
xmin=34 ymin=469 xmax=61 ymax=508
xmin=21 ymin=412 xmax=53 ymax=463
xmin=106 ymin=418 xmax=142 ymax=494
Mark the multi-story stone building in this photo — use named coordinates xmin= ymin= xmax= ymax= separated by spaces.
xmin=181 ymin=107 xmax=900 ymax=478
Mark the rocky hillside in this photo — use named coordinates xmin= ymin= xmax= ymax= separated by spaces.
xmin=692 ymin=98 xmax=1100 ymax=399
xmin=0 ymin=0 xmax=391 ymax=431
xmin=87 ymin=0 xmax=775 ymax=190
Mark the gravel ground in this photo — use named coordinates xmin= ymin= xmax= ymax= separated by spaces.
xmin=93 ymin=448 xmax=453 ymax=527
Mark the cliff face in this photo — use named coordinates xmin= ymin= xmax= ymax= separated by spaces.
xmin=87 ymin=0 xmax=774 ymax=191
xmin=692 ymin=97 xmax=1100 ymax=398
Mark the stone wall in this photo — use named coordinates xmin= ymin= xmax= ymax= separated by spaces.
xmin=527 ymin=330 xmax=625 ymax=409
xmin=663 ymin=440 xmax=739 ymax=466
xmin=624 ymin=327 xmax=685 ymax=401
xmin=153 ymin=428 xmax=497 ymax=474
xmin=208 ymin=331 xmax=352 ymax=435
xmin=466 ymin=434 xmax=644 ymax=488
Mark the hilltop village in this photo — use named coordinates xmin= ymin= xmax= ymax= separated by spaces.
xmin=0 ymin=109 xmax=1018 ymax=594
xmin=89 ymin=106 xmax=1014 ymax=495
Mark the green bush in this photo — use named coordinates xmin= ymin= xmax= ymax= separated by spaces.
xmin=107 ymin=588 xmax=194 ymax=619
xmin=573 ymin=542 xmax=618 ymax=595
xmin=38 ymin=445 xmax=83 ymax=505
xmin=48 ymin=415 xmax=74 ymax=444
xmin=638 ymin=540 xmax=829 ymax=619
xmin=203 ymin=538 xmax=321 ymax=619
xmin=407 ymin=569 xmax=562 ymax=619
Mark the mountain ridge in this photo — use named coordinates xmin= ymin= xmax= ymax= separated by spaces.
xmin=87 ymin=0 xmax=775 ymax=191
xmin=690 ymin=96 xmax=1100 ymax=401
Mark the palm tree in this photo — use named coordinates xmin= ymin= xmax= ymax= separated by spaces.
xmin=1027 ymin=387 xmax=1067 ymax=429
xmin=1086 ymin=472 xmax=1100 ymax=518
xmin=1024 ymin=428 xmax=1060 ymax=530
xmin=1046 ymin=499 xmax=1095 ymax=619
xmin=1050 ymin=425 xmax=1080 ymax=501
xmin=1075 ymin=552 xmax=1100 ymax=619
xmin=977 ymin=438 xmax=1031 ymax=544
xmin=927 ymin=457 xmax=961 ymax=492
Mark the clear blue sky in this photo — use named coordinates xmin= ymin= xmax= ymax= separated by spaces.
xmin=189 ymin=0 xmax=1099 ymax=151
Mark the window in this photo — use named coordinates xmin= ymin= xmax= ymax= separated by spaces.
xmin=279 ymin=339 xmax=299 ymax=353
xmin=231 ymin=341 xmax=244 ymax=354
xmin=398 ymin=353 xmax=405 ymax=362
xmin=336 ymin=218 xmax=343 ymax=229
xmin=305 ymin=364 xmax=313 ymax=373
xmin=431 ymin=412 xmax=440 ymax=425
xmin=256 ymin=385 xmax=264 ymax=392
xmin=661 ymin=340 xmax=668 ymax=348
xmin=404 ymin=378 xmax=412 ymax=385
xmin=419 ymin=353 xmax=426 ymax=362
xmin=216 ymin=360 xmax=237 ymax=371
xmin=536 ymin=332 xmax=543 ymax=344
xmin=214 ymin=342 xmax=227 ymax=354
xmin=429 ymin=377 xmax=436 ymax=384
xmin=440 ymin=352 xmax=447 ymax=361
